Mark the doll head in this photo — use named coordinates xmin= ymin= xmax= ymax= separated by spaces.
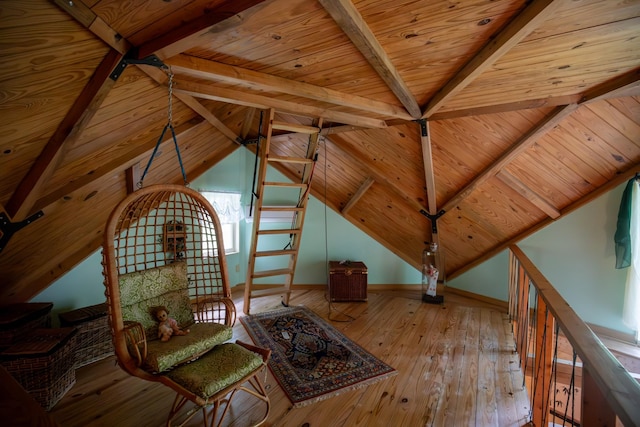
xmin=154 ymin=306 xmax=169 ymax=322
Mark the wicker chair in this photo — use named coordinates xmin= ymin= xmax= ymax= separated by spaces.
xmin=102 ymin=184 xmax=270 ymax=427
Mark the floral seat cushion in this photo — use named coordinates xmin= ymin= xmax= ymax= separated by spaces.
xmin=165 ymin=342 xmax=263 ymax=399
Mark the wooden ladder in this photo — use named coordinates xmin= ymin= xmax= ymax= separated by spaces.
xmin=243 ymin=109 xmax=323 ymax=314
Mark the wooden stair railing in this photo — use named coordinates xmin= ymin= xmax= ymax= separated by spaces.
xmin=509 ymin=244 xmax=640 ymax=427
xmin=243 ymin=109 xmax=322 ymax=314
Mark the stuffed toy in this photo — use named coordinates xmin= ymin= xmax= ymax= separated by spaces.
xmin=153 ymin=306 xmax=190 ymax=342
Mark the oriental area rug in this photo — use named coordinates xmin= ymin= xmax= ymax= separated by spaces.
xmin=240 ymin=305 xmax=396 ymax=407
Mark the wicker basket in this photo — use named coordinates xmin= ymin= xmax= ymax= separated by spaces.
xmin=0 ymin=303 xmax=53 ymax=348
xmin=0 ymin=328 xmax=77 ymax=410
xmin=59 ymin=303 xmax=113 ymax=368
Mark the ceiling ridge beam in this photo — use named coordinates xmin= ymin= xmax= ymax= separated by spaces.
xmin=317 ymin=0 xmax=421 ymax=118
xmin=441 ymin=103 xmax=579 ymax=213
xmin=422 ymin=0 xmax=564 ymax=118
xmin=175 ymin=80 xmax=388 ymax=129
xmin=166 ymin=54 xmax=412 ymax=120
xmin=4 ymin=48 xmax=123 ymax=221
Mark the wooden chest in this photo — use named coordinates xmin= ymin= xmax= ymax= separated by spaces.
xmin=329 ymin=261 xmax=368 ymax=302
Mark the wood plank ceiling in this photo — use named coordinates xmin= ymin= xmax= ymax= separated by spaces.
xmin=0 ymin=0 xmax=639 ymax=303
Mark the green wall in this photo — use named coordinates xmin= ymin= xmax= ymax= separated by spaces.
xmin=32 ymin=148 xmax=632 ymax=336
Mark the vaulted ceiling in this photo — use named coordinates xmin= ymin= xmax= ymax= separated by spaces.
xmin=1 ymin=0 xmax=639 ymax=304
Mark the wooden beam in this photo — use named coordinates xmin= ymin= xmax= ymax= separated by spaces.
xmin=138 ymin=65 xmax=244 ymax=145
xmin=428 ymin=94 xmax=581 ymax=121
xmin=51 ymin=0 xmax=130 ymax=53
xmin=141 ymin=0 xmax=273 ymax=60
xmin=174 ymin=80 xmax=388 ymax=129
xmin=449 ymin=163 xmax=640 ymax=281
xmin=125 ymin=164 xmax=141 ymax=194
xmin=418 ymin=121 xmax=438 ymax=216
xmin=496 ymin=169 xmax=560 ymax=219
xmin=441 ymin=103 xmax=578 ymax=213
xmin=581 ymin=67 xmax=640 ymax=104
xmin=342 ymin=177 xmax=374 ymax=215
xmin=317 ymin=0 xmax=421 ymax=119
xmin=422 ymin=0 xmax=563 ymax=118
xmin=5 ymin=49 xmax=123 ymax=221
xmin=33 ymin=120 xmax=209 ymax=212
xmin=167 ymin=55 xmax=412 ymax=120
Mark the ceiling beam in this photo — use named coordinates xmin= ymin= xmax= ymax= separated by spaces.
xmin=342 ymin=177 xmax=375 ymax=215
xmin=449 ymin=163 xmax=640 ymax=281
xmin=138 ymin=65 xmax=244 ymax=145
xmin=137 ymin=0 xmax=272 ymax=60
xmin=496 ymin=169 xmax=560 ymax=219
xmin=5 ymin=49 xmax=123 ymax=221
xmin=581 ymin=68 xmax=640 ymax=104
xmin=441 ymin=103 xmax=578 ymax=213
xmin=317 ymin=0 xmax=421 ymax=119
xmin=422 ymin=0 xmax=563 ymax=118
xmin=428 ymin=94 xmax=582 ymax=121
xmin=419 ymin=121 xmax=438 ymax=216
xmin=33 ymin=120 xmax=208 ymax=213
xmin=167 ymin=54 xmax=412 ymax=120
xmin=175 ymin=80 xmax=388 ymax=129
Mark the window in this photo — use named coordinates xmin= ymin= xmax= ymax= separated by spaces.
xmin=200 ymin=191 xmax=243 ymax=256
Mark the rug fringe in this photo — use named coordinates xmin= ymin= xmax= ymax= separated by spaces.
xmin=292 ymin=370 xmax=398 ymax=408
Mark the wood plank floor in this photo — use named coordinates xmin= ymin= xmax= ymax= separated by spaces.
xmin=48 ymin=289 xmax=531 ymax=426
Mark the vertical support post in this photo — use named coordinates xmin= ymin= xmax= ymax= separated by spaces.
xmin=532 ymin=297 xmax=554 ymax=427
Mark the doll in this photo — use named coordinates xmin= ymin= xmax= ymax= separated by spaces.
xmin=153 ymin=306 xmax=190 ymax=342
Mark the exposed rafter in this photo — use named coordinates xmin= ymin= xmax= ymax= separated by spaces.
xmin=5 ymin=49 xmax=123 ymax=221
xmin=317 ymin=0 xmax=421 ymax=119
xmin=342 ymin=177 xmax=374 ymax=215
xmin=421 ymin=0 xmax=564 ymax=118
xmin=167 ymin=54 xmax=412 ymax=120
xmin=174 ymin=80 xmax=388 ymax=129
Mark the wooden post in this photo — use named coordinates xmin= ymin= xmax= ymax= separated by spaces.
xmin=532 ymin=297 xmax=554 ymax=427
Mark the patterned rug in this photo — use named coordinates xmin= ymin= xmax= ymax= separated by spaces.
xmin=240 ymin=305 xmax=396 ymax=407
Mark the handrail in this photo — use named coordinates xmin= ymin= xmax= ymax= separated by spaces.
xmin=509 ymin=244 xmax=640 ymax=427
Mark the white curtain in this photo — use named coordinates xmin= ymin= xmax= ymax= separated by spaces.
xmin=202 ymin=192 xmax=243 ymax=224
xmin=623 ymin=181 xmax=640 ymax=341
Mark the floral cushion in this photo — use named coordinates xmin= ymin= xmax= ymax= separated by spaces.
xmin=119 ymin=262 xmax=194 ymax=339
xmin=145 ymin=323 xmax=232 ymax=373
xmin=165 ymin=343 xmax=263 ymax=398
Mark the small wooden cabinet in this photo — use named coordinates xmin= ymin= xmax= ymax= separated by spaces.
xmin=329 ymin=261 xmax=368 ymax=302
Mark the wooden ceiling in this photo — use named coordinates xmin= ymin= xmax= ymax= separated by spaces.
xmin=1 ymin=0 xmax=639 ymax=304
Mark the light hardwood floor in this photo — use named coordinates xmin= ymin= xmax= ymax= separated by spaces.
xmin=48 ymin=289 xmax=531 ymax=426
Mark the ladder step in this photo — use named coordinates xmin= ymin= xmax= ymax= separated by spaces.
xmin=271 ymin=121 xmax=319 ymax=134
xmin=261 ymin=206 xmax=304 ymax=212
xmin=257 ymin=228 xmax=301 ymax=235
xmin=249 ymin=286 xmax=291 ymax=298
xmin=252 ymin=268 xmax=293 ymax=279
xmin=268 ymin=155 xmax=313 ymax=164
xmin=264 ymin=181 xmax=307 ymax=188
xmin=255 ymin=249 xmax=297 ymax=257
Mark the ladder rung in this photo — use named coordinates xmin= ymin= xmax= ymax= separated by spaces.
xmin=268 ymin=155 xmax=313 ymax=164
xmin=252 ymin=268 xmax=293 ymax=279
xmin=255 ymin=249 xmax=297 ymax=257
xmin=249 ymin=286 xmax=291 ymax=298
xmin=261 ymin=206 xmax=304 ymax=212
xmin=257 ymin=228 xmax=301 ymax=235
xmin=264 ymin=181 xmax=307 ymax=188
xmin=271 ymin=121 xmax=319 ymax=134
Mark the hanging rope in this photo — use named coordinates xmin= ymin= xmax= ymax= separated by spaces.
xmin=139 ymin=67 xmax=188 ymax=188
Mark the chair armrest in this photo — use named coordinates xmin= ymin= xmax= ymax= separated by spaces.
xmin=194 ymin=296 xmax=237 ymax=327
xmin=236 ymin=340 xmax=271 ymax=363
xmin=123 ymin=321 xmax=147 ymax=367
